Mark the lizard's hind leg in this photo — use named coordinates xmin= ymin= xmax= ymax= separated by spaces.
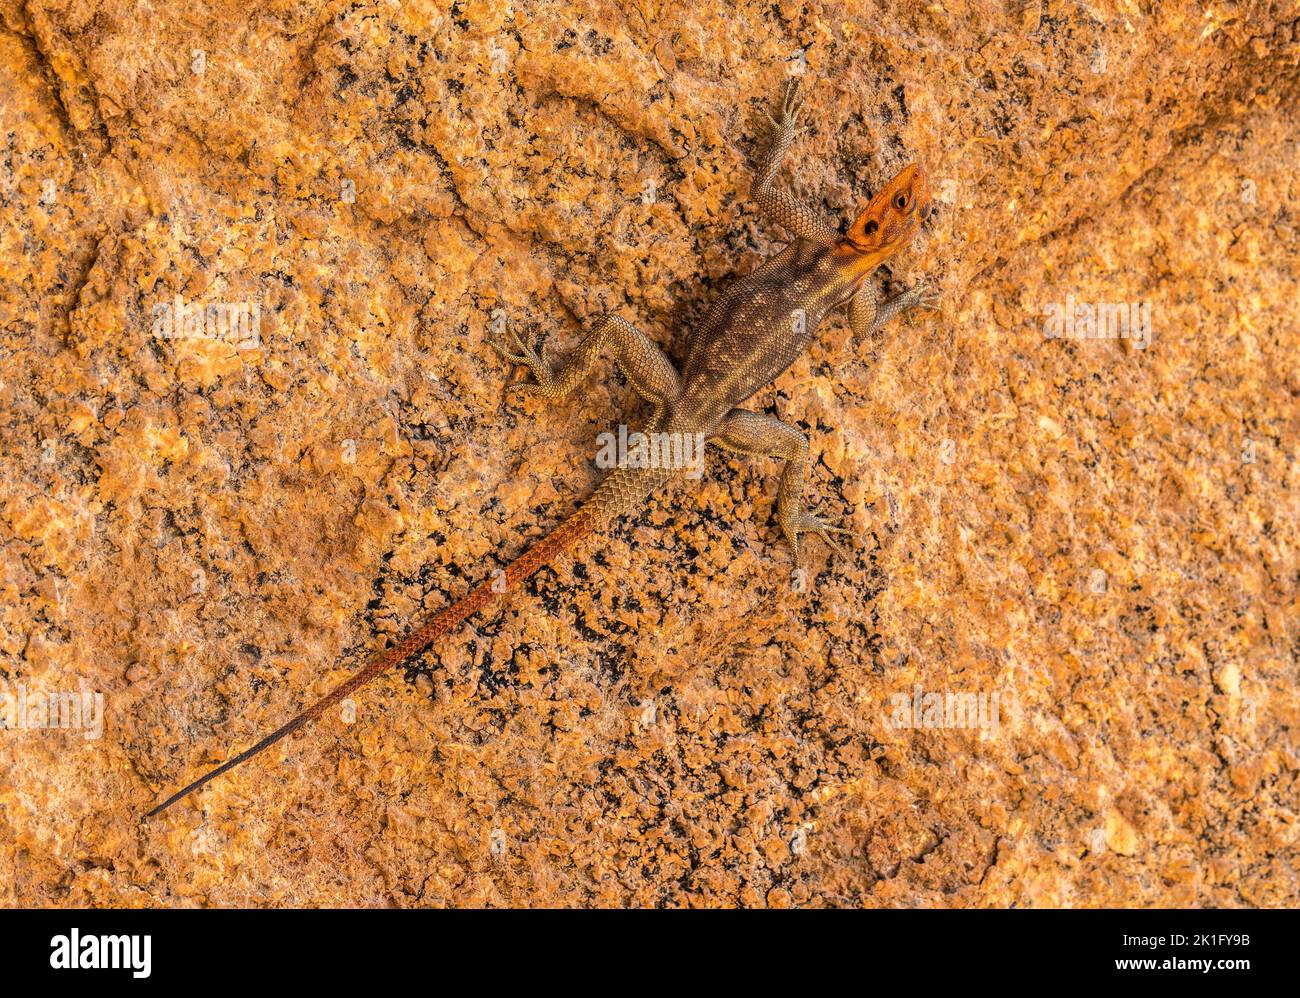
xmin=494 ymin=314 xmax=682 ymax=411
xmin=710 ymin=407 xmax=853 ymax=564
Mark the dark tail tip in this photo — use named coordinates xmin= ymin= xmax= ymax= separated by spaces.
xmin=143 ymin=768 xmax=221 ymax=819
xmin=142 ymin=728 xmax=290 ymax=820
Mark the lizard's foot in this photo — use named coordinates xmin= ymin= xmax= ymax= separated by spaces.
xmin=782 ymin=509 xmax=854 ymax=564
xmin=764 ymin=78 xmax=802 ymax=136
xmin=895 ymin=280 xmax=942 ymax=313
xmin=490 ymin=322 xmax=557 ymax=394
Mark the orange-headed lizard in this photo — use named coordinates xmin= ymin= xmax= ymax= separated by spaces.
xmin=146 ymin=80 xmax=937 ymax=818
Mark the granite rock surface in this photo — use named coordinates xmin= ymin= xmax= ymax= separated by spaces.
xmin=0 ymin=0 xmax=1296 ymax=906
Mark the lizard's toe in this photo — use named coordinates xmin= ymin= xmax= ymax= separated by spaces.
xmin=909 ymin=281 xmax=942 ymax=311
xmin=491 ymin=327 xmax=551 ymax=381
xmin=783 ymin=79 xmax=803 ymax=120
xmin=803 ymin=512 xmax=854 ymax=558
xmin=810 ymin=524 xmax=849 ymax=560
xmin=489 ymin=339 xmax=529 ymax=367
xmin=783 ymin=510 xmax=853 ymax=562
xmin=765 ymin=79 xmax=803 ymax=138
xmin=510 ymin=325 xmax=537 ymax=355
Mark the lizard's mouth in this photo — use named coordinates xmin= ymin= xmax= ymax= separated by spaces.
xmin=842 ymin=230 xmax=875 ymax=252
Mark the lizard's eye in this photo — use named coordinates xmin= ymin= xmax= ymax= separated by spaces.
xmin=863 ymin=220 xmax=879 ymax=236
xmin=893 ymin=192 xmax=908 ymax=210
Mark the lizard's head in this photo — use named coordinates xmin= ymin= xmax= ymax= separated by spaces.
xmin=840 ymin=163 xmax=931 ymax=264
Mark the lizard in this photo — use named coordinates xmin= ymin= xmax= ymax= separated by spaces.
xmin=145 ymin=79 xmax=936 ymax=818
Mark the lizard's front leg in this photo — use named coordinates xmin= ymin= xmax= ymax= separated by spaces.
xmin=494 ymin=313 xmax=682 ymax=411
xmin=751 ymin=80 xmax=839 ymax=247
xmin=848 ymin=279 xmax=941 ymax=339
xmin=710 ymin=407 xmax=852 ymax=563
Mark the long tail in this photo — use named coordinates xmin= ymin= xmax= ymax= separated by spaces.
xmin=145 ymin=488 xmax=621 ymax=818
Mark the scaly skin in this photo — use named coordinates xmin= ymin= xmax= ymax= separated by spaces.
xmin=146 ymin=79 xmax=936 ymax=817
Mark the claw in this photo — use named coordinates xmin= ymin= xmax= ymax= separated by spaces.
xmin=488 ymin=339 xmax=528 ymax=367
xmin=782 ymin=78 xmax=802 ymax=122
xmin=491 ymin=322 xmax=540 ymax=368
xmin=765 ymin=78 xmax=803 ymax=136
xmin=808 ymin=519 xmax=849 ymax=560
xmin=783 ymin=510 xmax=854 ymax=562
xmin=909 ymin=281 xmax=942 ymax=311
xmin=491 ymin=320 xmax=555 ymax=396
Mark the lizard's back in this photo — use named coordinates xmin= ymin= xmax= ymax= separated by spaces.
xmin=676 ymin=240 xmax=857 ymax=430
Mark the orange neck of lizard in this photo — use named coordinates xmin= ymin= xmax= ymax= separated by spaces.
xmin=829 ymin=238 xmax=901 ymax=284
